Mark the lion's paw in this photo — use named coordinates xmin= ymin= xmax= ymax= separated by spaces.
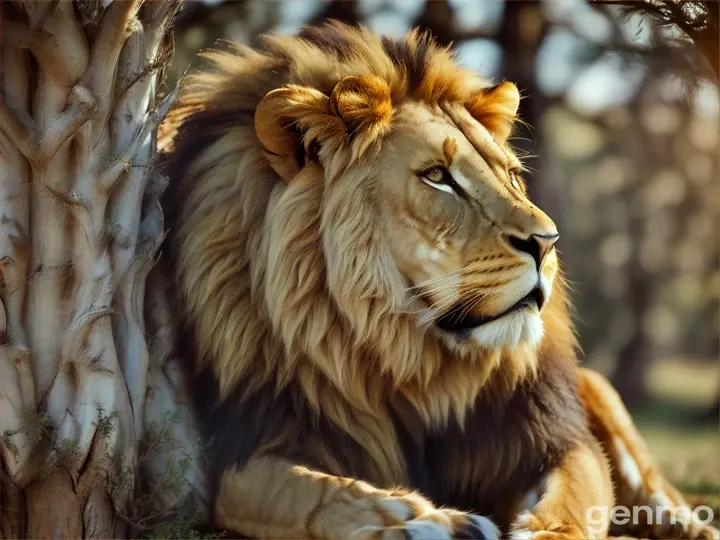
xmin=350 ymin=509 xmax=498 ymax=540
xmin=510 ymin=511 xmax=587 ymax=540
xmin=625 ymin=494 xmax=720 ymax=540
xmin=653 ymin=501 xmax=720 ymax=540
xmin=640 ymin=506 xmax=720 ymax=540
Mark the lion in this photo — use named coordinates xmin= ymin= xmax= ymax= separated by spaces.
xmin=159 ymin=21 xmax=719 ymax=540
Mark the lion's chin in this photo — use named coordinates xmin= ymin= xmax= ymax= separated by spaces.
xmin=447 ymin=309 xmax=545 ymax=351
xmin=435 ymin=286 xmax=545 ymax=333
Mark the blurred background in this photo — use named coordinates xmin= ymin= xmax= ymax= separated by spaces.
xmin=167 ymin=0 xmax=719 ymax=513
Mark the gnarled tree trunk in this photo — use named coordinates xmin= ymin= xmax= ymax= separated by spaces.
xmin=0 ymin=1 xmax=204 ymax=537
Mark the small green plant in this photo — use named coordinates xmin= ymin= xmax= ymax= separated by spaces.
xmin=1 ymin=404 xmax=218 ymax=537
xmin=37 ymin=438 xmax=84 ymax=480
xmin=0 ymin=407 xmax=50 ymax=457
xmin=106 ymin=408 xmax=218 ymax=539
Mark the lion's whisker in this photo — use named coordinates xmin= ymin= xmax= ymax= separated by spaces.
xmin=455 ymin=290 xmax=489 ymax=323
xmin=405 ymin=267 xmax=464 ymax=292
xmin=454 ymin=291 xmax=486 ymax=322
xmin=406 ymin=280 xmax=463 ymax=304
xmin=420 ymin=286 xmax=487 ymax=324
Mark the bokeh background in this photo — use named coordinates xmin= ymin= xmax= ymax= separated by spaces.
xmin=167 ymin=0 xmax=719 ymax=515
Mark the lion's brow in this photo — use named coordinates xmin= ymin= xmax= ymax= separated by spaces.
xmin=442 ymin=137 xmax=458 ymax=166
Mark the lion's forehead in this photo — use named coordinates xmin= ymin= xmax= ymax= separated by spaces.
xmin=390 ymin=102 xmax=521 ymax=184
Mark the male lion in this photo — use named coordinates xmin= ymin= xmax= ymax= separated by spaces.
xmin=160 ymin=22 xmax=718 ymax=540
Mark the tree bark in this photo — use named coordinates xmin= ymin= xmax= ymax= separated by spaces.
xmin=0 ymin=1 xmax=204 ymax=537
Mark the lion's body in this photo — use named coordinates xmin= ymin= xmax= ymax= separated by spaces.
xmin=161 ymin=22 xmax=718 ymax=540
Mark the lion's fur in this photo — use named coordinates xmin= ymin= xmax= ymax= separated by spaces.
xmin=162 ymin=21 xmax=583 ymax=503
xmin=154 ymin=22 xmax=720 ymax=540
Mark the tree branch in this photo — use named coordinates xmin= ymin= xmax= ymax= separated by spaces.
xmin=0 ymin=84 xmax=96 ymax=167
xmin=0 ymin=43 xmax=34 ymax=486
xmin=0 ymin=97 xmax=39 ymax=161
xmin=99 ymin=84 xmax=179 ymax=192
xmin=588 ymin=0 xmax=718 ymax=79
xmin=11 ymin=1 xmax=90 ymax=87
xmin=36 ymin=85 xmax=97 ymax=166
xmin=87 ymin=0 xmax=143 ymax=145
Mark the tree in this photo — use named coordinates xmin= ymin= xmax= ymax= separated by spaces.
xmin=1 ymin=0 xmax=718 ymax=537
xmin=0 ymin=1 xmax=203 ymax=537
xmin=590 ymin=0 xmax=719 ymax=406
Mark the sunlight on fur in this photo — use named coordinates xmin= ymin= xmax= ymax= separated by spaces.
xmin=162 ymin=18 xmax=577 ymax=488
xmin=158 ymin=21 xmax=720 ymax=540
xmin=470 ymin=310 xmax=545 ymax=350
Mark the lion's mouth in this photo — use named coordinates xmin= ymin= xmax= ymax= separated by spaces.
xmin=435 ymin=286 xmax=545 ymax=332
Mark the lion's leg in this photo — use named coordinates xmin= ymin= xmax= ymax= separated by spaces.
xmin=214 ymin=455 xmax=499 ymax=539
xmin=578 ymin=367 xmax=719 ymax=540
xmin=509 ymin=437 xmax=615 ymax=539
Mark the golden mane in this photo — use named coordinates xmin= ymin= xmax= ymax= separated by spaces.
xmin=162 ymin=21 xmax=578 ymax=486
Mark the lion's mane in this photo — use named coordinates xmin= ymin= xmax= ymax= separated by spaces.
xmin=161 ymin=21 xmax=580 ymax=498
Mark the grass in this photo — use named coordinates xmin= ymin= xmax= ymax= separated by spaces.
xmin=627 ymin=359 xmax=720 ymax=527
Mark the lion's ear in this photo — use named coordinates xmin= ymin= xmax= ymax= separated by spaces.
xmin=330 ymin=75 xmax=393 ymax=145
xmin=255 ymin=76 xmax=393 ymax=182
xmin=255 ymin=85 xmax=346 ymax=182
xmin=466 ymin=81 xmax=520 ymax=144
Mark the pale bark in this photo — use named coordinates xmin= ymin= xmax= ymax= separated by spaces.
xmin=0 ymin=0 xmax=205 ymax=537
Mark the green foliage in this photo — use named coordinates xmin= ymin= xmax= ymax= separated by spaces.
xmin=0 ymin=403 xmax=216 ymax=538
xmin=57 ymin=438 xmax=83 ymax=467
xmin=1 ymin=406 xmax=50 ymax=456
xmin=108 ymin=408 xmax=218 ymax=539
xmin=97 ymin=404 xmax=119 ymax=439
xmin=139 ymin=503 xmax=224 ymax=540
xmin=37 ymin=438 xmax=84 ymax=480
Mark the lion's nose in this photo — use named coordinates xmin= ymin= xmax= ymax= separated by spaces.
xmin=507 ymin=233 xmax=559 ymax=269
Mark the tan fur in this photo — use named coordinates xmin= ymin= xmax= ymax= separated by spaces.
xmin=512 ymin=438 xmax=615 ymax=539
xmin=215 ymin=457 xmax=494 ymax=540
xmin=162 ymin=21 xmax=592 ymax=537
xmin=164 ymin=21 xmax=572 ymax=443
xmin=159 ymin=22 xmax=712 ymax=540
xmin=442 ymin=136 xmax=458 ymax=165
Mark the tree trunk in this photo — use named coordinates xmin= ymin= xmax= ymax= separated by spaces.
xmin=0 ymin=1 xmax=204 ymax=537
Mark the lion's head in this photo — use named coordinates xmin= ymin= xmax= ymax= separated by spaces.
xmin=256 ymin=67 xmax=561 ymax=349
xmin=164 ymin=22 xmax=576 ymax=432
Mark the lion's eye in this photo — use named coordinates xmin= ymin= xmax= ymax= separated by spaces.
xmin=509 ymin=171 xmax=521 ymax=190
xmin=425 ymin=167 xmax=445 ymax=183
xmin=420 ymin=166 xmax=457 ymax=196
